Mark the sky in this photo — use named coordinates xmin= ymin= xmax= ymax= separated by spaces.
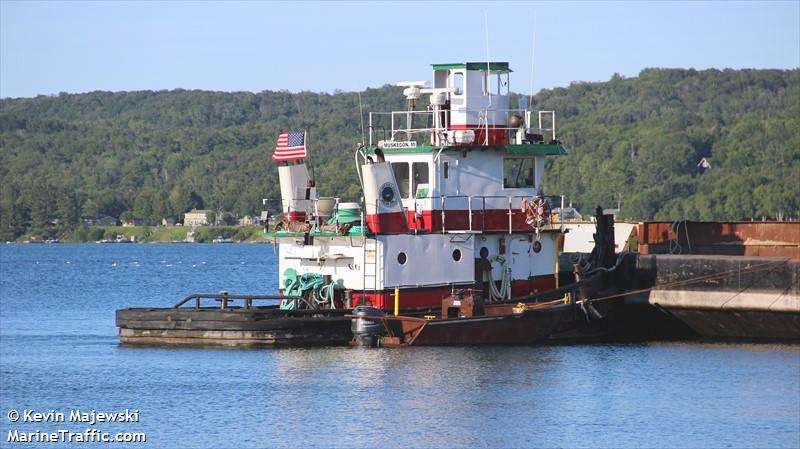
xmin=1 ymin=1 xmax=798 ymax=99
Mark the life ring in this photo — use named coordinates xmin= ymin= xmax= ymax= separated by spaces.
xmin=522 ymin=196 xmax=550 ymax=235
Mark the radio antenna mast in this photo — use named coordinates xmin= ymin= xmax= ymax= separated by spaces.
xmin=357 ymin=92 xmax=365 ymax=146
xmin=485 ymin=12 xmax=492 ymax=108
xmin=528 ymin=13 xmax=537 ymax=108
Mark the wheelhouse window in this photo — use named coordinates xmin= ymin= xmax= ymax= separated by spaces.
xmin=483 ymin=72 xmax=509 ymax=96
xmin=451 ymin=72 xmax=464 ymax=96
xmin=412 ymin=162 xmax=429 ymax=198
xmin=503 ymin=158 xmax=535 ymax=189
xmin=392 ymin=162 xmax=410 ymax=199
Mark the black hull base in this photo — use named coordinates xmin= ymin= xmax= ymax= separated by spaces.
xmin=116 ymin=307 xmax=352 ymax=347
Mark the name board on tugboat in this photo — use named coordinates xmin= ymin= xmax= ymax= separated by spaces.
xmin=378 ymin=140 xmax=417 ymax=148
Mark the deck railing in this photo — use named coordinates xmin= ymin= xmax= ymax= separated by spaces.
xmin=263 ymin=193 xmax=563 ymax=236
xmin=367 ymin=108 xmax=556 ymax=147
xmin=174 ymin=293 xmax=300 ymax=310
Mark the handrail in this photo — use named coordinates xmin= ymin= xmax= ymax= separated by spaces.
xmin=174 ymin=293 xmax=304 ymax=310
xmin=282 ymin=193 xmax=549 ymax=235
xmin=368 ymin=108 xmax=555 ymax=146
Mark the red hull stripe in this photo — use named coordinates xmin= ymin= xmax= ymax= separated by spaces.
xmin=351 ymin=276 xmax=557 ymax=310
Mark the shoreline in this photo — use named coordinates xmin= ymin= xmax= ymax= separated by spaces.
xmin=11 ymin=225 xmax=271 ymax=244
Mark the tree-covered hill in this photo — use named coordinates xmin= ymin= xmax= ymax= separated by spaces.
xmin=540 ymin=68 xmax=799 ymax=221
xmin=1 ymin=68 xmax=798 ymax=240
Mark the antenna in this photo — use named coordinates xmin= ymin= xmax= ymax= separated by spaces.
xmin=358 ymin=92 xmax=365 ymax=145
xmin=485 ymin=12 xmax=491 ymax=107
xmin=528 ymin=13 xmax=537 ymax=108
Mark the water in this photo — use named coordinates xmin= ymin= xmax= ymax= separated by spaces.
xmin=1 ymin=244 xmax=798 ymax=448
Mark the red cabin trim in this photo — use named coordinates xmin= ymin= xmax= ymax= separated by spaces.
xmin=365 ymin=211 xmax=408 ymax=234
xmin=406 ymin=209 xmax=536 ymax=233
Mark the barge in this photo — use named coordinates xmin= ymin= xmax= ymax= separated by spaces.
xmin=116 ymin=294 xmax=352 ymax=347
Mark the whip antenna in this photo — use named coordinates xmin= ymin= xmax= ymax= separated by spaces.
xmin=358 ymin=92 xmax=365 ymax=146
xmin=485 ymin=12 xmax=491 ymax=107
xmin=528 ymin=13 xmax=537 ymax=108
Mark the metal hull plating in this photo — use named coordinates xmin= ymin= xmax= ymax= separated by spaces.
xmin=377 ymin=302 xmax=569 ymax=346
xmin=116 ymin=307 xmax=352 ymax=347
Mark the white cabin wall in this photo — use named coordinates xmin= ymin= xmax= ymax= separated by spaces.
xmin=437 ymin=150 xmax=539 ymax=210
xmin=278 ymin=239 xmax=367 ymax=291
xmin=277 ymin=232 xmax=557 ymax=294
xmin=474 ymin=233 xmax=557 ymax=280
xmin=380 ymin=234 xmax=474 ymax=288
xmin=535 ymin=157 xmax=546 ymax=192
xmin=461 ymin=71 xmax=485 ymax=125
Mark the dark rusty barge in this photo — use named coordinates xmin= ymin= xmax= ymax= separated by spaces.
xmin=622 ymin=255 xmax=799 ymax=340
xmin=116 ymin=293 xmax=352 ymax=347
xmin=560 ymin=220 xmax=800 ymax=341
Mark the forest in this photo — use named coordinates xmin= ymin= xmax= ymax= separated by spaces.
xmin=0 ymin=67 xmax=798 ymax=240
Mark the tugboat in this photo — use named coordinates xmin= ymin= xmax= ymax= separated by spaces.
xmin=269 ymin=61 xmax=568 ymax=313
xmin=117 ymin=61 xmax=576 ymax=347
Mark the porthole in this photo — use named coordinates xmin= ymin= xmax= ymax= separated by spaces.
xmin=397 ymin=252 xmax=407 ymax=265
xmin=479 ymin=247 xmax=489 ymax=259
xmin=452 ymin=249 xmax=462 ymax=262
xmin=532 ymin=241 xmax=542 ymax=253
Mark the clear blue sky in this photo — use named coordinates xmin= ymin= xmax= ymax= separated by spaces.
xmin=1 ymin=1 xmax=798 ymax=98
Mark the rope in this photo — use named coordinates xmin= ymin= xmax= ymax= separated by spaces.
xmin=669 ymin=220 xmax=692 ymax=254
xmin=486 ymin=256 xmax=511 ymax=302
xmin=280 ymin=269 xmax=338 ymax=310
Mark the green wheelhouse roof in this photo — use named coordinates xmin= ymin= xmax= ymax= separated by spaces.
xmin=431 ymin=62 xmax=512 ymax=72
xmin=366 ymin=143 xmax=567 ymax=156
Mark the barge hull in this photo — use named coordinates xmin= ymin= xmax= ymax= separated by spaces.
xmin=116 ymin=308 xmax=352 ymax=347
xmin=625 ymin=255 xmax=800 ymax=340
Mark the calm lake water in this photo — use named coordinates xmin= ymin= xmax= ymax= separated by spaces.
xmin=1 ymin=244 xmax=798 ymax=448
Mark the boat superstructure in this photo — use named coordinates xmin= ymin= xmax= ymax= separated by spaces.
xmin=269 ymin=62 xmax=568 ymax=311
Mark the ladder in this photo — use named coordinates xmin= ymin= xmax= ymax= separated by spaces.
xmin=362 ymin=236 xmax=379 ymax=293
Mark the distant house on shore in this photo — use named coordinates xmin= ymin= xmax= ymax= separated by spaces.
xmin=184 ymin=209 xmax=210 ymax=226
xmin=238 ymin=215 xmax=255 ymax=226
xmin=697 ymin=157 xmax=711 ymax=173
xmin=161 ymin=218 xmax=178 ymax=227
xmin=122 ymin=218 xmax=147 ymax=227
xmin=82 ymin=215 xmax=118 ymax=227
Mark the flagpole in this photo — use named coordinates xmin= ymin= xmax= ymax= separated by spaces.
xmin=306 ymin=129 xmax=316 ymax=184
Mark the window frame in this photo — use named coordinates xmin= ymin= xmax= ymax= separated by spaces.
xmin=502 ymin=157 xmax=536 ymax=189
xmin=392 ymin=162 xmax=410 ymax=199
xmin=412 ymin=161 xmax=430 ymax=199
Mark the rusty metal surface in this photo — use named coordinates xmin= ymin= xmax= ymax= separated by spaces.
xmin=378 ymin=302 xmax=569 ymax=346
xmin=637 ymin=221 xmax=800 ymax=257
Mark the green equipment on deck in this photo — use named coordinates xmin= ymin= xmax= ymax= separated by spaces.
xmin=280 ymin=268 xmax=338 ymax=310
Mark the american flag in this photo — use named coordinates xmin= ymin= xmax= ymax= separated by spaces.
xmin=272 ymin=130 xmax=307 ymax=162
